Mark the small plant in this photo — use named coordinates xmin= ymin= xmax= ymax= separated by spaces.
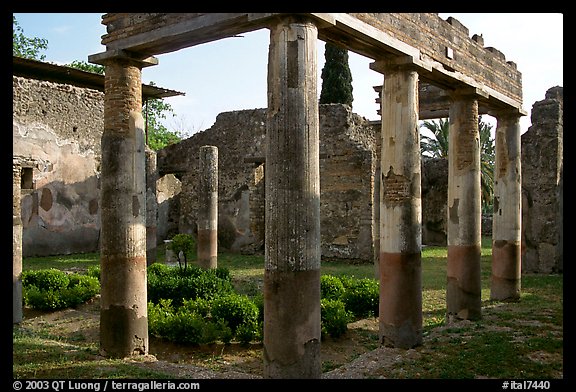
xmin=169 ymin=233 xmax=196 ymax=272
xmin=321 ymin=298 xmax=352 ymax=339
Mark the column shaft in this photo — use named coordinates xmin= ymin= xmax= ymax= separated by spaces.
xmin=447 ymin=94 xmax=482 ymax=321
xmin=264 ymin=17 xmax=321 ymax=379
xmin=491 ymin=113 xmax=522 ymax=300
xmin=145 ymin=146 xmax=158 ymax=265
xmin=197 ymin=145 xmax=218 ymax=269
xmin=378 ymin=65 xmax=423 ymax=349
xmin=100 ymin=60 xmax=148 ymax=357
xmin=13 ymin=161 xmax=23 ymax=324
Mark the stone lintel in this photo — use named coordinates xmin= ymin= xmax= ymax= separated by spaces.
xmin=450 ymin=86 xmax=490 ymax=100
xmin=370 ymin=54 xmax=432 ymax=75
xmin=88 ymin=49 xmax=158 ymax=68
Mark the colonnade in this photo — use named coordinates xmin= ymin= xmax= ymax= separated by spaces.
xmin=12 ymin=15 xmax=523 ymax=379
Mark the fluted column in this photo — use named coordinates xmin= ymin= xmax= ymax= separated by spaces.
xmin=491 ymin=111 xmax=522 ymax=301
xmin=263 ymin=16 xmax=321 ymax=379
xmin=197 ymin=145 xmax=218 ymax=269
xmin=446 ymin=91 xmax=482 ymax=322
xmin=377 ymin=63 xmax=423 ymax=349
xmin=13 ymin=160 xmax=23 ymax=324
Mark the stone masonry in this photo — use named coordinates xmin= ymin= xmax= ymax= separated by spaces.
xmin=521 ymin=86 xmax=563 ymax=274
xmin=13 ymin=75 xmax=103 ymax=256
xmin=157 ymin=104 xmax=378 ymax=263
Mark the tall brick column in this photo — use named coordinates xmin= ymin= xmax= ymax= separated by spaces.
xmin=13 ymin=159 xmax=23 ymax=324
xmin=99 ymin=59 xmax=148 ymax=357
xmin=263 ymin=16 xmax=321 ymax=378
xmin=375 ymin=62 xmax=423 ymax=349
xmin=491 ymin=112 xmax=522 ymax=301
xmin=447 ymin=91 xmax=482 ymax=321
xmin=197 ymin=145 xmax=218 ymax=269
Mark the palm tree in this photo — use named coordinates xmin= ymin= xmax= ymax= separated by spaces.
xmin=419 ymin=117 xmax=495 ymax=210
xmin=420 ymin=118 xmax=449 ymax=158
xmin=478 ymin=120 xmax=495 ymax=212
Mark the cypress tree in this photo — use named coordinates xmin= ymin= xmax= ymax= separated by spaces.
xmin=319 ymin=42 xmax=354 ymax=107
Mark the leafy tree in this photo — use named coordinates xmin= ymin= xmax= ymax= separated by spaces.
xmin=13 ymin=16 xmax=48 ymax=60
xmin=65 ymin=63 xmax=183 ymax=151
xmin=319 ymin=42 xmax=353 ymax=107
xmin=66 ymin=60 xmax=104 ymax=74
xmin=14 ymin=16 xmax=183 ymax=151
xmin=419 ymin=116 xmax=495 ymax=210
xmin=478 ymin=120 xmax=495 ymax=212
xmin=143 ymin=92 xmax=183 ymax=151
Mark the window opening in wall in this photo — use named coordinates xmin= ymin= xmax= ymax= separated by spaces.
xmin=21 ymin=167 xmax=34 ymax=190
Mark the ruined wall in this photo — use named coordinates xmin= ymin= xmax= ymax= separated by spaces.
xmin=351 ymin=13 xmax=522 ymax=105
xmin=158 ymin=104 xmax=378 ymax=261
xmin=13 ymin=76 xmax=103 ymax=256
xmin=521 ymin=86 xmax=563 ymax=273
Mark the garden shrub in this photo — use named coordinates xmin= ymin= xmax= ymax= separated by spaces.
xmin=147 ymin=264 xmax=234 ymax=306
xmin=148 ymin=299 xmax=236 ymax=345
xmin=341 ymin=277 xmax=379 ymax=319
xmin=321 ymin=274 xmax=346 ymax=300
xmin=86 ymin=265 xmax=100 ymax=281
xmin=321 ymin=298 xmax=352 ymax=339
xmin=211 ymin=293 xmax=260 ymax=337
xmin=22 ymin=269 xmax=69 ymax=291
xmin=22 ymin=269 xmax=100 ymax=311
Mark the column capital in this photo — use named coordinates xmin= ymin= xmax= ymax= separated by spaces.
xmin=448 ymin=86 xmax=489 ymax=100
xmin=488 ymin=107 xmax=525 ymax=120
xmin=88 ymin=49 xmax=158 ymax=68
xmin=370 ymin=54 xmax=432 ymax=75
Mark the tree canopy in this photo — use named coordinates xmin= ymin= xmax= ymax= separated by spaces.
xmin=13 ymin=15 xmax=184 ymax=151
xmin=420 ymin=117 xmax=495 ymax=210
xmin=319 ymin=42 xmax=353 ymax=107
xmin=13 ymin=16 xmax=48 ymax=60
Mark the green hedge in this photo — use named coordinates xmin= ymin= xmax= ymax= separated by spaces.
xmin=22 ymin=269 xmax=100 ymax=311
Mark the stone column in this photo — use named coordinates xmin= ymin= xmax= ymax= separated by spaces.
xmin=99 ymin=59 xmax=148 ymax=358
xmin=145 ymin=146 xmax=158 ymax=265
xmin=263 ymin=16 xmax=321 ymax=378
xmin=197 ymin=145 xmax=218 ymax=269
xmin=447 ymin=91 xmax=482 ymax=321
xmin=377 ymin=64 xmax=422 ymax=349
xmin=491 ymin=112 xmax=522 ymax=301
xmin=13 ymin=159 xmax=23 ymax=324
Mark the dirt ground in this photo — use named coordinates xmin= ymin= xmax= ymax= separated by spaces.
xmin=19 ymin=293 xmax=564 ymax=380
xmin=20 ymin=295 xmax=382 ymax=378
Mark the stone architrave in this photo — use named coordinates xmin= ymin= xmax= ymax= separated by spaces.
xmin=197 ymin=145 xmax=218 ymax=269
xmin=446 ymin=91 xmax=482 ymax=321
xmin=263 ymin=16 xmax=322 ymax=379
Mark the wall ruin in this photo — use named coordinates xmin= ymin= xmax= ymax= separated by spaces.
xmin=13 ymin=75 xmax=103 ymax=256
xmin=521 ymin=86 xmax=563 ymax=273
xmin=157 ymin=104 xmax=379 ymax=262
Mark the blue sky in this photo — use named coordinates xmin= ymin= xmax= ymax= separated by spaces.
xmin=14 ymin=13 xmax=563 ymax=136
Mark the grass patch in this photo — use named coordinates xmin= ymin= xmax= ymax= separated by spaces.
xmin=16 ymin=236 xmax=563 ymax=379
